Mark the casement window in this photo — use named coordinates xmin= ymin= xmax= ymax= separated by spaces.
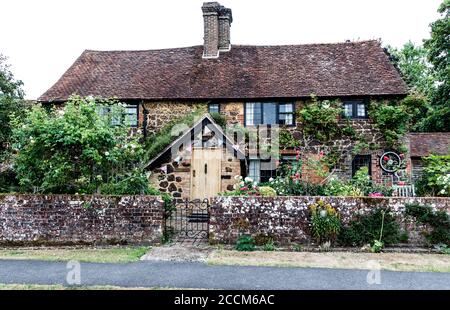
xmin=208 ymin=103 xmax=220 ymax=114
xmin=352 ymin=155 xmax=372 ymax=176
xmin=124 ymin=104 xmax=138 ymax=127
xmin=98 ymin=103 xmax=138 ymax=127
xmin=343 ymin=100 xmax=367 ymax=119
xmin=278 ymin=103 xmax=295 ymax=125
xmin=245 ymin=102 xmax=295 ymax=126
xmin=248 ymin=159 xmax=277 ymax=183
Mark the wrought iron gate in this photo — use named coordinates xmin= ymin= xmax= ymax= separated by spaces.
xmin=164 ymin=199 xmax=210 ymax=243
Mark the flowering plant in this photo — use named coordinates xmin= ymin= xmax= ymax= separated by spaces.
xmin=309 ymin=200 xmax=341 ymax=244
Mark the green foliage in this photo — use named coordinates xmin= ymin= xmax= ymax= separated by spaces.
xmin=369 ymin=100 xmax=410 ymax=147
xmin=309 ymin=200 xmax=341 ymax=244
xmin=387 ymin=42 xmax=436 ymax=97
xmin=209 ymin=112 xmax=227 ymax=128
xmin=338 ymin=208 xmax=400 ymax=247
xmin=0 ymin=54 xmax=25 ymax=160
xmin=405 ymin=203 xmax=450 ymax=245
xmin=263 ymin=239 xmax=276 ymax=251
xmin=298 ymin=96 xmax=342 ymax=142
xmin=324 ymin=167 xmax=393 ymax=197
xmin=258 ymin=186 xmax=277 ymax=197
xmin=10 ymin=95 xmax=151 ymax=195
xmin=370 ymin=240 xmax=384 ymax=253
xmin=235 ymin=235 xmax=255 ymax=251
xmin=143 ymin=107 xmax=206 ymax=163
xmin=415 ymin=155 xmax=450 ymax=197
xmin=279 ymin=129 xmax=300 ymax=148
xmin=422 ymin=0 xmax=450 ymax=132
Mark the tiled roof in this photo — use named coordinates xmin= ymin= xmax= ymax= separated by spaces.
xmin=39 ymin=40 xmax=407 ymax=102
xmin=408 ymin=133 xmax=450 ymax=157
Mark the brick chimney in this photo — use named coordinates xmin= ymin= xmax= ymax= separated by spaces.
xmin=202 ymin=2 xmax=232 ymax=59
xmin=218 ymin=7 xmax=232 ymax=52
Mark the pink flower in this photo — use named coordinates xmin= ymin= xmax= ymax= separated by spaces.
xmin=399 ymin=153 xmax=404 ymax=159
xmin=397 ymin=181 xmax=406 ymax=186
xmin=383 ymin=156 xmax=389 ymax=161
xmin=240 ymin=186 xmax=248 ymax=191
xmin=369 ymin=192 xmax=384 ymax=197
xmin=296 ymin=154 xmax=300 ymax=160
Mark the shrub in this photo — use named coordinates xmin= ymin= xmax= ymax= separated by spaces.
xmin=323 ymin=167 xmax=393 ymax=197
xmin=10 ymin=96 xmax=148 ymax=194
xmin=415 ymin=155 xmax=450 ymax=197
xmin=309 ymin=200 xmax=341 ymax=244
xmin=405 ymin=203 xmax=450 ymax=245
xmin=263 ymin=239 xmax=276 ymax=251
xmin=209 ymin=112 xmax=227 ymax=128
xmin=258 ymin=186 xmax=277 ymax=197
xmin=338 ymin=208 xmax=400 ymax=247
xmin=235 ymin=235 xmax=255 ymax=251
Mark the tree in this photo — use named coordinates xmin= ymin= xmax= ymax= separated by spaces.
xmin=422 ymin=0 xmax=450 ymax=131
xmin=10 ymin=95 xmax=151 ymax=194
xmin=0 ymin=54 xmax=24 ymax=159
xmin=387 ymin=42 xmax=436 ymax=97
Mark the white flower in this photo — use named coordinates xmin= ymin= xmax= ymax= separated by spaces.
xmin=234 ymin=175 xmax=240 ymax=180
xmin=269 ymin=177 xmax=274 ymax=182
xmin=104 ymin=151 xmax=110 ymax=156
xmin=253 ymin=182 xmax=258 ymax=187
xmin=245 ymin=177 xmax=253 ymax=183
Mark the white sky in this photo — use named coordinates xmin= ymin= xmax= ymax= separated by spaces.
xmin=0 ymin=0 xmax=443 ymax=99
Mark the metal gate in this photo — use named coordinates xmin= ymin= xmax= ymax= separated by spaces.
xmin=164 ymin=199 xmax=210 ymax=244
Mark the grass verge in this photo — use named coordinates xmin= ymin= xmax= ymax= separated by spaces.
xmin=0 ymin=284 xmax=183 ymax=290
xmin=0 ymin=246 xmax=150 ymax=263
xmin=207 ymin=250 xmax=450 ymax=273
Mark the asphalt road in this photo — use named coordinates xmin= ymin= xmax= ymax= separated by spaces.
xmin=0 ymin=259 xmax=449 ymax=290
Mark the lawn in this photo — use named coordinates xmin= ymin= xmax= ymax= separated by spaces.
xmin=0 ymin=284 xmax=182 ymax=290
xmin=0 ymin=246 xmax=150 ymax=263
xmin=207 ymin=250 xmax=450 ymax=273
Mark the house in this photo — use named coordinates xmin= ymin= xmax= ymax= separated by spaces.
xmin=38 ymin=2 xmax=412 ymax=200
xmin=405 ymin=133 xmax=450 ymax=182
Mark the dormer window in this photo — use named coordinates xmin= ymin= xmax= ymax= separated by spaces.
xmin=343 ymin=100 xmax=367 ymax=119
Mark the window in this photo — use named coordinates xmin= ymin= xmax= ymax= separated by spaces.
xmin=343 ymin=100 xmax=367 ymax=119
xmin=352 ymin=155 xmax=371 ymax=176
xmin=279 ymin=103 xmax=295 ymax=125
xmin=98 ymin=103 xmax=138 ymax=127
xmin=248 ymin=160 xmax=261 ymax=182
xmin=248 ymin=159 xmax=277 ymax=183
xmin=208 ymin=103 xmax=220 ymax=114
xmin=124 ymin=104 xmax=138 ymax=127
xmin=245 ymin=102 xmax=295 ymax=126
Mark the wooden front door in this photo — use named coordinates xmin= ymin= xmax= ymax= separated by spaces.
xmin=190 ymin=148 xmax=221 ymax=199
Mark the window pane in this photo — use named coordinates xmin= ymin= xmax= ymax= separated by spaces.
xmin=249 ymin=160 xmax=261 ymax=183
xmin=357 ymin=103 xmax=366 ymax=117
xmin=208 ymin=104 xmax=219 ymax=114
xmin=263 ymin=102 xmax=277 ymax=124
xmin=279 ymin=113 xmax=293 ymax=125
xmin=344 ymin=103 xmax=353 ymax=117
xmin=279 ymin=103 xmax=293 ymax=113
xmin=246 ymin=103 xmax=261 ymax=126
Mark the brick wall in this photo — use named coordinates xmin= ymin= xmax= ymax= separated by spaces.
xmin=0 ymin=195 xmax=164 ymax=246
xmin=209 ymin=196 xmax=450 ymax=246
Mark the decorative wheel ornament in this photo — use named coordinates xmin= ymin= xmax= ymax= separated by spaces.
xmin=380 ymin=151 xmax=402 ymax=173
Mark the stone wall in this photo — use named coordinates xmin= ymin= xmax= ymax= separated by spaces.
xmin=142 ymin=101 xmax=207 ymax=135
xmin=0 ymin=195 xmax=164 ymax=246
xmin=209 ymin=196 xmax=450 ymax=246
